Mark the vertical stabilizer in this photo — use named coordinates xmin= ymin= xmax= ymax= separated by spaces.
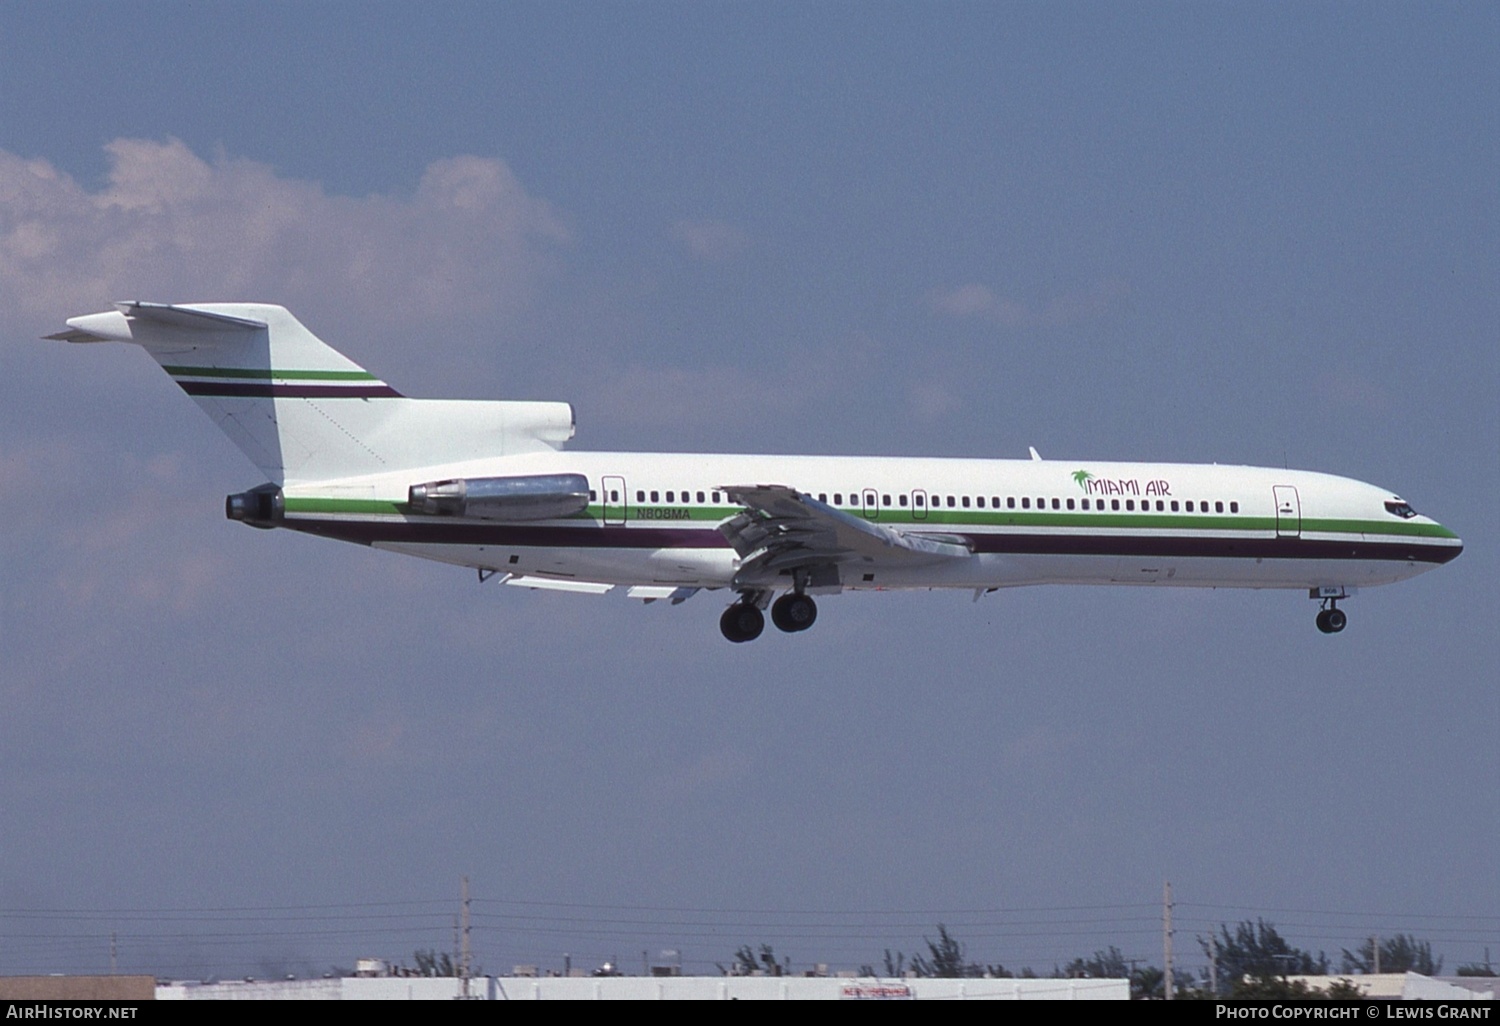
xmin=48 ymin=302 xmax=575 ymax=485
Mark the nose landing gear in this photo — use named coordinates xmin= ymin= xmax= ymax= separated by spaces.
xmin=1311 ymin=588 xmax=1349 ymax=634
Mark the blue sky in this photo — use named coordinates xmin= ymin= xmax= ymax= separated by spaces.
xmin=3 ymin=3 xmax=1496 ymax=978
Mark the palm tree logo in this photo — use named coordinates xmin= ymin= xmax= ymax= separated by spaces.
xmin=1072 ymin=469 xmax=1093 ymax=491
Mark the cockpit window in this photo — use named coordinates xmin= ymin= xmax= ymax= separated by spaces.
xmin=1384 ymin=500 xmax=1417 ymax=519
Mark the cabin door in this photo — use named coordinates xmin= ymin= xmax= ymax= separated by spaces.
xmin=603 ymin=475 xmax=627 ymax=526
xmin=1273 ymin=485 xmax=1300 ymax=538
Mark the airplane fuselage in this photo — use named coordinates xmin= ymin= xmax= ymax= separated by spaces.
xmin=275 ymin=450 xmax=1460 ymax=597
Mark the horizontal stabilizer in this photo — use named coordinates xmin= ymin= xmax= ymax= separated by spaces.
xmin=115 ymin=301 xmax=267 ymax=331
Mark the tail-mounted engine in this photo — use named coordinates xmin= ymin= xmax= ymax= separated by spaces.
xmin=226 ymin=483 xmax=284 ymax=529
xmin=408 ymin=473 xmax=590 ymax=521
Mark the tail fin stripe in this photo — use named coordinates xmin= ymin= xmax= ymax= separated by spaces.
xmin=176 ymin=381 xmax=404 ymax=399
xmin=162 ymin=365 xmax=383 ymax=382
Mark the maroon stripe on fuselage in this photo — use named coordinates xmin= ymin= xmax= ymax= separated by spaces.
xmin=278 ymin=518 xmax=1460 ymax=565
xmin=177 ymin=381 xmax=404 ymax=399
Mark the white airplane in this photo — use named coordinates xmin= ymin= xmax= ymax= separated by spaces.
xmin=49 ymin=302 xmax=1462 ymax=642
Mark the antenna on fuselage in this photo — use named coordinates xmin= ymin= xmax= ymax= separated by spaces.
xmin=1029 ymin=446 xmax=1043 ymax=461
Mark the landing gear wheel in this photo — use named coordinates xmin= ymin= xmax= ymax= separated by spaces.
xmin=720 ymin=603 xmax=765 ymax=643
xmin=771 ymin=593 xmax=818 ymax=633
xmin=1316 ymin=607 xmax=1347 ymax=634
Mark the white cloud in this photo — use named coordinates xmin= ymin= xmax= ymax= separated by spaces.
xmin=670 ymin=218 xmax=748 ymax=261
xmin=929 ymin=278 xmax=1130 ymax=328
xmin=908 ymin=381 xmax=964 ymax=421
xmin=0 ymin=138 xmax=569 ymax=331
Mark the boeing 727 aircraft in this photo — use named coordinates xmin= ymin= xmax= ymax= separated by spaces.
xmin=49 ymin=302 xmax=1462 ymax=642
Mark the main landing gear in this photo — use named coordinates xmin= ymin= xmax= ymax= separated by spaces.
xmin=1312 ymin=589 xmax=1348 ymax=634
xmin=720 ymin=601 xmax=765 ymax=643
xmin=720 ymin=589 xmax=819 ymax=642
xmin=771 ymin=592 xmax=818 ymax=633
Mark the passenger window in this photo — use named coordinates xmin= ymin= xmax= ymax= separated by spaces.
xmin=610 ymin=490 xmax=619 ymax=502
xmin=818 ymin=493 xmax=827 ymax=503
xmin=1066 ymin=498 xmax=1075 ymax=510
xmin=712 ymin=491 xmax=721 ymax=503
xmin=1051 ymin=498 xmax=1060 ymax=510
xmin=697 ymin=491 xmax=705 ymax=503
xmin=1185 ymin=501 xmax=1194 ymax=512
xmin=1215 ymin=501 xmax=1224 ymax=513
xmin=1126 ymin=499 xmax=1135 ymax=511
xmin=1112 ymin=499 xmax=1120 ymax=511
xmin=1230 ymin=501 xmax=1239 ymax=513
xmin=883 ymin=494 xmax=891 ymax=506
xmin=1007 ymin=497 xmax=1016 ymax=509
xmin=991 ymin=496 xmax=1000 ymax=507
xmin=915 ymin=494 xmax=924 ymax=506
xmin=899 ymin=495 xmax=907 ymax=506
xmin=834 ymin=493 xmax=843 ymax=505
xmin=947 ymin=496 xmax=955 ymax=508
xmin=1022 ymin=497 xmax=1031 ymax=509
xmin=665 ymin=491 xmax=674 ymax=502
xmin=1170 ymin=500 xmax=1178 ymax=512
xmin=975 ymin=496 xmax=984 ymax=508
xmin=1155 ymin=500 xmax=1163 ymax=511
xmin=590 ymin=490 xmax=597 ymax=501
xmin=636 ymin=490 xmax=645 ymax=502
xmin=1081 ymin=498 xmax=1089 ymax=510
xmin=961 ymin=496 xmax=970 ymax=508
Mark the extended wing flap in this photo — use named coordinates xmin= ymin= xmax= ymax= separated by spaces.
xmin=504 ymin=576 xmax=614 ymax=595
xmin=719 ymin=485 xmax=973 ymax=580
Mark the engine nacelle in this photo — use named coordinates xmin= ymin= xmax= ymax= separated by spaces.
xmin=408 ymin=473 xmax=590 ymax=521
xmin=226 ymin=483 xmax=284 ymax=529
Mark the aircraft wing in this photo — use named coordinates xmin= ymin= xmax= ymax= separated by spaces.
xmin=718 ymin=484 xmax=973 ymax=582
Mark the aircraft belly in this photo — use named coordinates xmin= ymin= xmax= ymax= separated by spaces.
xmin=863 ymin=552 xmax=1430 ymax=592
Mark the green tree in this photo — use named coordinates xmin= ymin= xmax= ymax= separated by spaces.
xmin=1325 ymin=978 xmax=1364 ymax=998
xmin=1340 ymin=935 xmax=1442 ymax=975
xmin=412 ymin=948 xmax=456 ymax=977
xmin=1059 ymin=946 xmax=1166 ymax=999
xmin=909 ymin=924 xmax=987 ymax=978
xmin=1198 ymin=920 xmax=1329 ymax=995
xmin=720 ymin=943 xmax=786 ymax=976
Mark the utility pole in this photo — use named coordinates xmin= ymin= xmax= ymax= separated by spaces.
xmin=1163 ymin=881 xmax=1174 ymax=1001
xmin=1209 ymin=932 xmax=1218 ymax=997
xmin=109 ymin=933 xmax=117 ymax=975
xmin=461 ymin=876 xmax=472 ymax=999
xmin=1372 ymin=935 xmax=1380 ymax=975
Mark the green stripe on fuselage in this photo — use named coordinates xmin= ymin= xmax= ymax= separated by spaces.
xmin=284 ymin=497 xmax=406 ymax=515
xmin=282 ymin=498 xmax=1457 ymax=542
